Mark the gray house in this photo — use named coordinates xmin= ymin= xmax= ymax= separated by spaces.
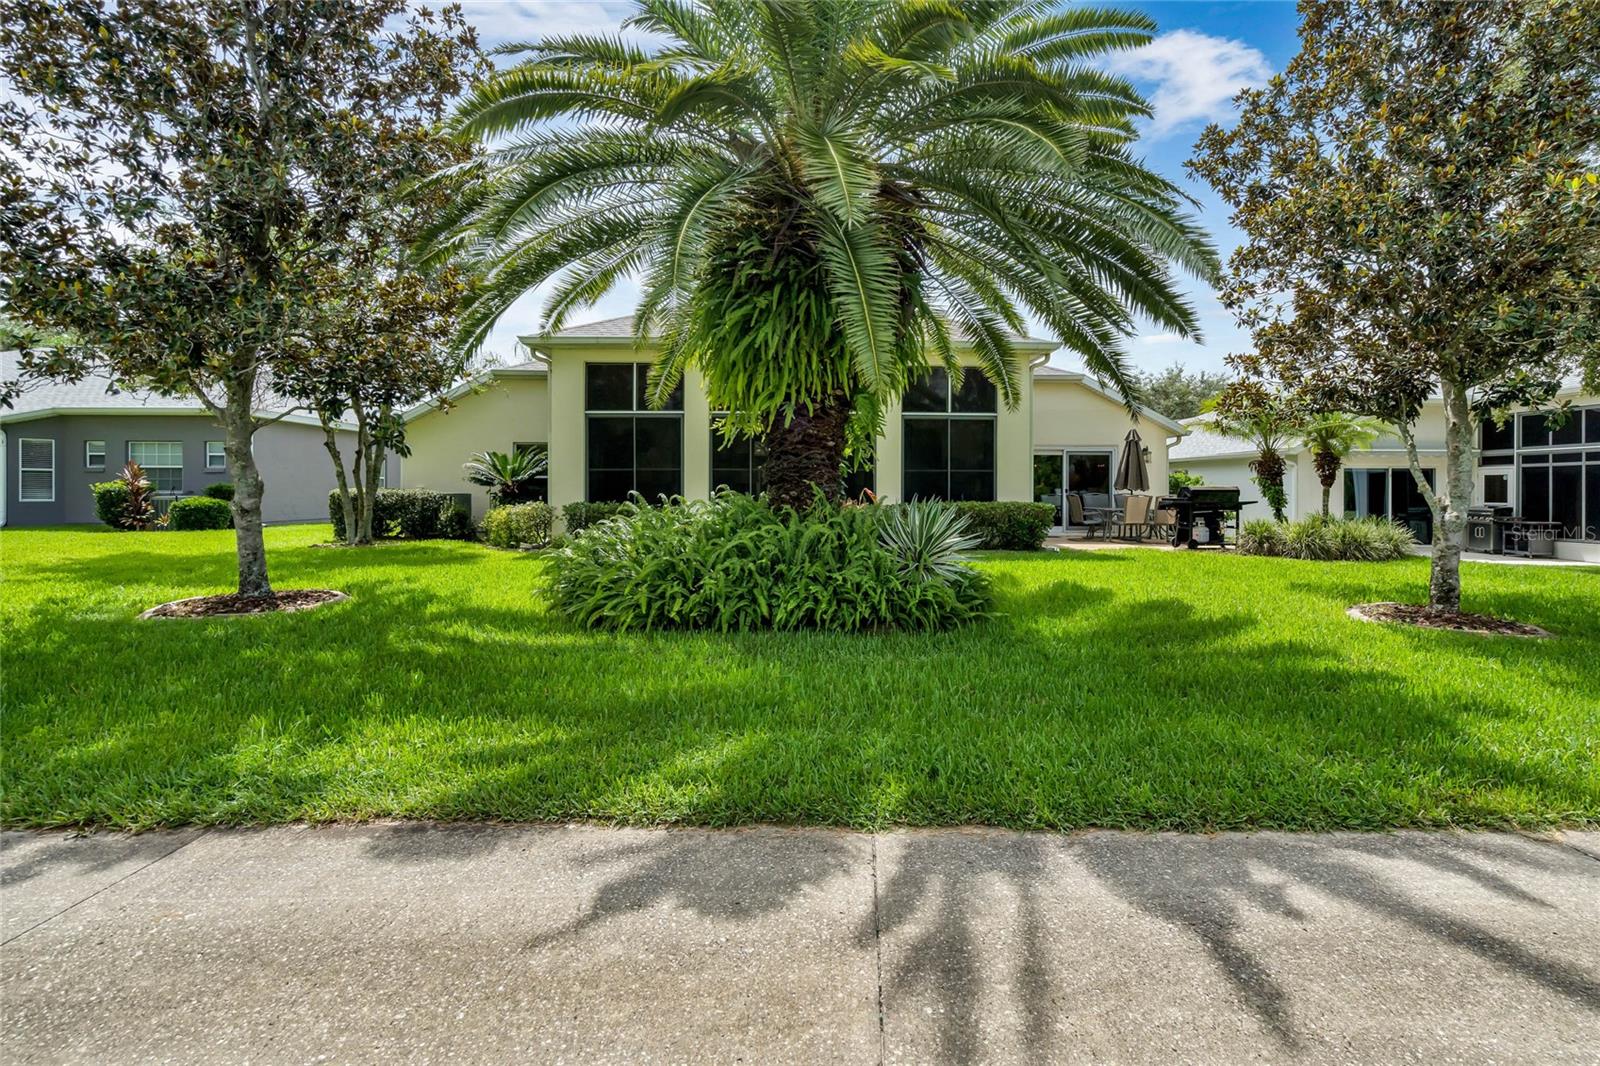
xmin=1 ymin=352 xmax=389 ymax=527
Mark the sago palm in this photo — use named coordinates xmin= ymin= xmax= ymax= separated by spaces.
xmin=424 ymin=0 xmax=1218 ymax=507
xmin=1301 ymin=412 xmax=1384 ymax=516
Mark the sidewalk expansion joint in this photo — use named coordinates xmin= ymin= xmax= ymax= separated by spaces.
xmin=1 ymin=828 xmax=210 ymax=947
xmin=870 ymin=832 xmax=886 ymax=1066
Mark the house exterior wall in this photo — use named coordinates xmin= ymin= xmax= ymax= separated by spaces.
xmin=1031 ymin=379 xmax=1174 ymax=495
xmin=1 ymin=413 xmax=381 ymax=527
xmin=1173 ymin=391 xmax=1600 ymax=563
xmin=401 ymin=375 xmax=551 ymax=519
xmin=396 ymin=342 xmax=1178 ymax=521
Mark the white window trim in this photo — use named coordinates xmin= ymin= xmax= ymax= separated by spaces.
xmin=19 ymin=437 xmax=55 ymax=503
xmin=205 ymin=440 xmax=227 ymax=471
xmin=127 ymin=440 xmax=184 ymax=494
xmin=84 ymin=439 xmax=106 ymax=471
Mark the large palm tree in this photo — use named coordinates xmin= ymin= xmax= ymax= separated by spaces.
xmin=423 ymin=0 xmax=1218 ymax=508
xmin=1301 ymin=412 xmax=1384 ymax=516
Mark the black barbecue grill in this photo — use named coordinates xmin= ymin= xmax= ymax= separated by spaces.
xmin=1157 ymin=485 xmax=1253 ymax=549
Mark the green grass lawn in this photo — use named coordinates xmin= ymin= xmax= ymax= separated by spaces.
xmin=2 ymin=524 xmax=1596 ymax=831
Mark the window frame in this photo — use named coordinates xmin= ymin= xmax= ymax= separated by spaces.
xmin=204 ymin=440 xmax=226 ymax=471
xmin=901 ymin=368 xmax=997 ymax=502
xmin=512 ymin=441 xmax=550 ymax=502
xmin=126 ymin=440 xmax=184 ymax=494
xmin=708 ymin=414 xmax=765 ymax=495
xmin=1499 ymin=403 xmax=1599 ymax=542
xmin=84 ymin=439 xmax=106 ymax=471
xmin=583 ymin=363 xmax=684 ymax=503
xmin=18 ymin=437 xmax=55 ymax=503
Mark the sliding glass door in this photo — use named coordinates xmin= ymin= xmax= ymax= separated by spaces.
xmin=1034 ymin=449 xmax=1114 ymax=530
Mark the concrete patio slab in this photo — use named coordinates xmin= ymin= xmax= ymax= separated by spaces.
xmin=2 ymin=825 xmax=1597 ymax=1064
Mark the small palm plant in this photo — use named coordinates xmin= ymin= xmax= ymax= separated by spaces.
xmin=464 ymin=449 xmax=548 ymax=505
xmin=1302 ymin=412 xmax=1385 ymax=516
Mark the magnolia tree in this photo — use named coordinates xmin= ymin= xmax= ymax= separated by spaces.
xmin=0 ymin=0 xmax=480 ymax=594
xmin=281 ymin=264 xmax=472 ymax=546
xmin=1190 ymin=0 xmax=1600 ymax=612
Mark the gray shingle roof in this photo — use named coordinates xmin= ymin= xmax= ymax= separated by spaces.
xmin=1 ymin=350 xmax=302 ymax=421
xmin=1168 ymin=414 xmax=1256 ymax=461
xmin=2 ymin=350 xmax=205 ymax=416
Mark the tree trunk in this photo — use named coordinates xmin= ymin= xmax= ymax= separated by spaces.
xmin=1421 ymin=378 xmax=1476 ymax=614
xmin=359 ymin=439 xmax=382 ymax=544
xmin=320 ymin=416 xmax=359 ymax=546
xmin=1250 ymin=449 xmax=1289 ymax=521
xmin=762 ymin=391 xmax=852 ymax=511
xmin=222 ymin=382 xmax=272 ymax=596
xmin=1312 ymin=448 xmax=1340 ymax=517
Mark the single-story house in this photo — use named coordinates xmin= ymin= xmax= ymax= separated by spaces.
xmin=1169 ymin=378 xmax=1600 ymax=563
xmin=399 ymin=316 xmax=1185 ymax=533
xmin=0 ymin=351 xmax=390 ymax=527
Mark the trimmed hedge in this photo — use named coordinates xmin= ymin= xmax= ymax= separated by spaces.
xmin=328 ymin=489 xmax=473 ymax=540
xmin=561 ymin=500 xmax=627 ymax=535
xmin=1239 ymin=515 xmax=1416 ymax=561
xmin=548 ymin=494 xmax=989 ymax=631
xmin=948 ymin=501 xmax=1055 ymax=550
xmin=202 ymin=482 xmax=235 ymax=501
xmin=482 ymin=502 xmax=554 ymax=549
xmin=91 ymin=481 xmax=131 ymax=529
xmin=168 ymin=495 xmax=233 ymax=530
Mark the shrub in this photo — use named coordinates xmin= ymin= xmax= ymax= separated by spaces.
xmin=202 ymin=482 xmax=235 ymax=501
xmin=437 ymin=504 xmax=476 ymax=542
xmin=1238 ymin=515 xmax=1415 ymax=561
xmin=548 ymin=493 xmax=990 ymax=631
xmin=948 ymin=501 xmax=1055 ymax=550
xmin=167 ymin=495 xmax=233 ymax=530
xmin=1169 ymin=468 xmax=1206 ymax=494
xmin=90 ymin=462 xmax=156 ymax=529
xmin=90 ymin=480 xmax=131 ymax=529
xmin=560 ymin=500 xmax=627 ymax=535
xmin=482 ymin=502 xmax=554 ymax=549
xmin=327 ymin=489 xmax=472 ymax=540
xmin=1238 ymin=519 xmax=1288 ymax=556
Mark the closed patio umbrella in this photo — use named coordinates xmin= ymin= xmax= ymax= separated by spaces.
xmin=1114 ymin=428 xmax=1149 ymax=493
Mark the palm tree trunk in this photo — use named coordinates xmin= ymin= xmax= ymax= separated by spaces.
xmin=762 ymin=391 xmax=851 ymax=511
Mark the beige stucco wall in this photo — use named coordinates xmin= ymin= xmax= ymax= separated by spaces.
xmin=544 ymin=345 xmax=715 ymax=510
xmin=873 ymin=353 xmax=1037 ymax=503
xmin=406 ymin=345 xmax=1186 ymax=512
xmin=401 ymin=374 xmax=550 ymax=518
xmin=1031 ymin=377 xmax=1176 ymax=495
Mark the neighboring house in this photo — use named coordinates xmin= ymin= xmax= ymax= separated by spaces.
xmin=400 ymin=316 xmax=1186 ymax=532
xmin=0 ymin=351 xmax=390 ymax=527
xmin=1169 ymin=380 xmax=1600 ymax=562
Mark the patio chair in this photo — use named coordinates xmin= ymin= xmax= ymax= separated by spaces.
xmin=1114 ymin=494 xmax=1154 ymax=541
xmin=1147 ymin=503 xmax=1178 ymax=545
xmin=1066 ymin=494 xmax=1109 ymax=540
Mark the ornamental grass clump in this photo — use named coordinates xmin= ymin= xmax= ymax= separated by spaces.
xmin=1240 ymin=515 xmax=1415 ymax=561
xmin=546 ymin=493 xmax=989 ymax=632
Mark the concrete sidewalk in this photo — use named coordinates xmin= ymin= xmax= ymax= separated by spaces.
xmin=3 ymin=826 xmax=1598 ymax=1064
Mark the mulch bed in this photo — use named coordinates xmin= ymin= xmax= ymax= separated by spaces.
xmin=140 ymin=589 xmax=348 ymax=619
xmin=1347 ymin=602 xmax=1551 ymax=638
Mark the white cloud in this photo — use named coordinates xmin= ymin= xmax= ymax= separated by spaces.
xmin=454 ymin=1 xmax=643 ymax=48
xmin=1102 ymin=30 xmax=1271 ymax=141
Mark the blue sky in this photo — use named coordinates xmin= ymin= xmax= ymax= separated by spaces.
xmin=451 ymin=0 xmax=1305 ymax=375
